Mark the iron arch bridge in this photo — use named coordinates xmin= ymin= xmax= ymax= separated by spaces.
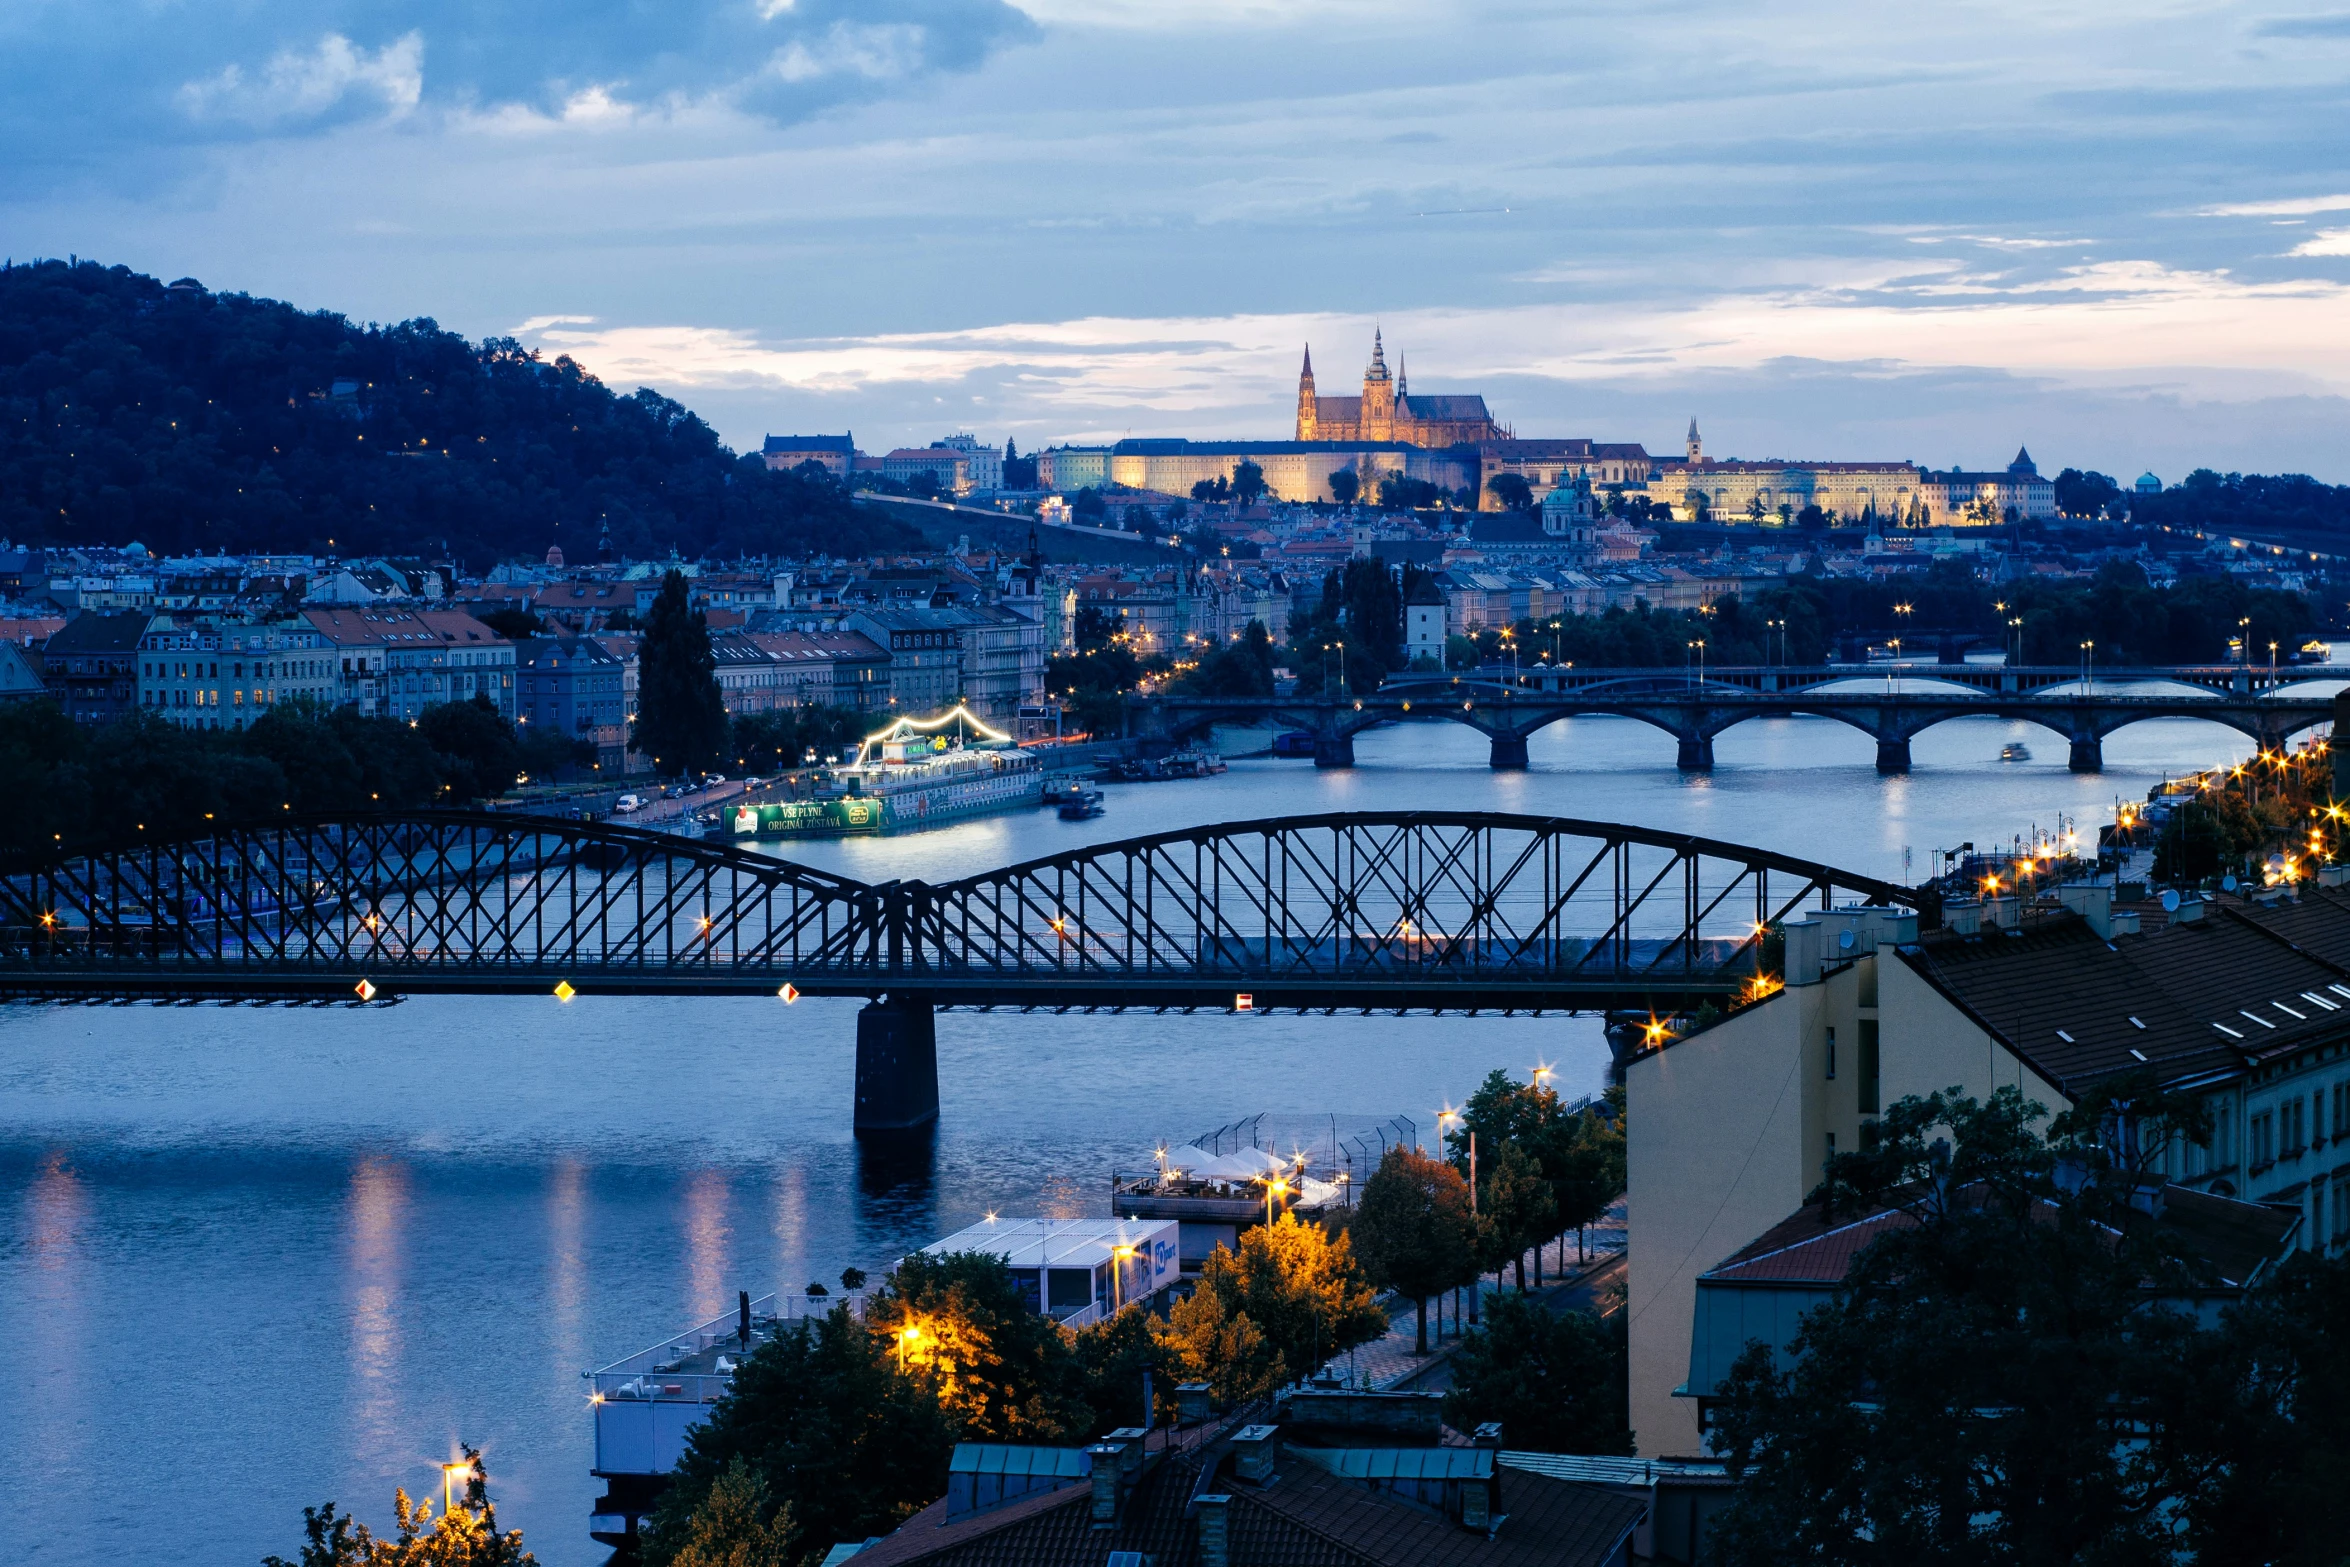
xmin=1141 ymin=671 xmax=2340 ymax=774
xmin=0 ymin=810 xmax=1922 ymax=1014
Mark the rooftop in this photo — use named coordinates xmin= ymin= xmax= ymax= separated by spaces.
xmin=1897 ymin=890 xmax=2350 ymax=1092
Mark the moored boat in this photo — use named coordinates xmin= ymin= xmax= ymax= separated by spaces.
xmin=729 ymin=706 xmax=1041 ymax=838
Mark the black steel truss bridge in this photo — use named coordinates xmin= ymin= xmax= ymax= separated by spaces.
xmin=0 ymin=810 xmax=1923 ymax=1128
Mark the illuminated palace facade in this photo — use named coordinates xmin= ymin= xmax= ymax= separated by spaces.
xmin=1294 ymin=331 xmax=1510 ymax=446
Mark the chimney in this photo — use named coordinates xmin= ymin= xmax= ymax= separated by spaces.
xmin=1196 ymin=1494 xmax=1231 ymax=1567
xmin=1087 ymin=1444 xmax=1122 ymax=1529
xmin=2172 ymin=896 xmax=2206 ymax=925
xmin=2056 ymin=881 xmax=2114 ymax=938
xmin=1473 ymin=1422 xmax=1504 ymax=1450
xmin=1105 ymin=1427 xmax=1149 ymax=1486
xmin=1945 ymin=900 xmax=1982 ymax=936
xmin=1177 ymin=1382 xmax=1212 ymax=1425
xmin=1231 ymin=1424 xmax=1278 ymax=1485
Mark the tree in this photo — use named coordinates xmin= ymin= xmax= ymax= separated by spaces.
xmin=1328 ymin=468 xmax=1361 ymax=507
xmin=1350 ymin=1146 xmax=1480 ymax=1354
xmin=1486 ymin=473 xmax=1533 ymax=511
xmin=1541 ymin=1088 xmax=1626 ymax=1262
xmin=1189 ymin=1214 xmax=1387 ymax=1383
xmin=476 ymin=607 xmax=545 ymax=641
xmin=633 ymin=569 xmax=729 ymax=778
xmin=1705 ymin=1083 xmax=2346 ymax=1566
xmin=862 ymin=1250 xmax=1093 ymax=1443
xmin=730 ymin=706 xmax=863 ymax=773
xmin=417 ymin=695 xmax=521 ymax=801
xmin=1231 ymin=460 xmax=1268 ymax=504
xmin=1473 ymin=1138 xmax=1555 ymax=1292
xmin=1443 ymin=1294 xmax=1631 ymax=1455
xmin=665 ymin=1459 xmax=797 ymax=1567
xmin=0 ymin=259 xmax=915 ymax=565
xmin=265 ymin=1447 xmax=535 ymax=1566
xmin=646 ymin=1305 xmax=955 ymax=1567
xmin=1152 ymin=1274 xmax=1284 ymax=1409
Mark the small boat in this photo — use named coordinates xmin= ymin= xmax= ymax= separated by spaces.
xmin=1057 ymin=787 xmax=1106 ymax=820
xmin=1040 ymin=774 xmax=1093 ymax=805
xmin=1271 ymin=731 xmax=1317 ymax=759
xmin=2000 ymin=743 xmax=2032 ymax=763
xmin=2293 ymin=638 xmax=2333 ymax=666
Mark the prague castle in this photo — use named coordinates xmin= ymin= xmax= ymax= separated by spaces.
xmin=1295 ymin=332 xmax=1509 ymax=446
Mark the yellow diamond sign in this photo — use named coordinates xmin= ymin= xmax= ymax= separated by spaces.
xmin=553 ymin=980 xmax=576 ymax=1001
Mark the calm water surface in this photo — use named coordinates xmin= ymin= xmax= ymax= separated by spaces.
xmin=0 ymin=705 xmax=2318 ymax=1565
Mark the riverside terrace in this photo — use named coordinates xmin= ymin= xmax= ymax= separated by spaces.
xmin=1134 ymin=664 xmax=2344 ymax=772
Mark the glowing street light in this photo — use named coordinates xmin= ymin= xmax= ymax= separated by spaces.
xmin=442 ymin=1461 xmax=471 ymax=1518
xmin=897 ymin=1324 xmax=921 ymax=1371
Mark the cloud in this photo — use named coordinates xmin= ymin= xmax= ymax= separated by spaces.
xmin=766 ymin=23 xmax=929 ymax=84
xmin=517 ymin=256 xmax=2350 ymax=434
xmin=2288 ymin=228 xmax=2350 ymax=255
xmin=2197 ymin=193 xmax=2350 ymax=216
xmin=177 ymin=33 xmax=424 ymax=127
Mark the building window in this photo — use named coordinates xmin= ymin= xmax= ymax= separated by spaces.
xmin=1825 ymin=1027 xmax=1836 ymax=1080
xmin=1857 ymin=1020 xmax=1881 ymax=1115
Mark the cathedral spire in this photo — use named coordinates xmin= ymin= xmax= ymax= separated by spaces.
xmin=1397 ymin=353 xmax=1408 ymax=400
xmin=1370 ymin=328 xmax=1387 ymax=375
xmin=1686 ymin=418 xmax=1702 ymax=464
xmin=1301 ymin=344 xmax=1314 ymax=378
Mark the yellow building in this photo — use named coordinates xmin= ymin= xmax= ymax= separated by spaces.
xmin=1626 ymin=886 xmax=2347 ymax=1457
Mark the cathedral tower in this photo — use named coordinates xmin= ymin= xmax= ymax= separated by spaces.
xmin=1362 ymin=329 xmax=1396 ymax=442
xmin=1296 ymin=345 xmax=1318 ymax=441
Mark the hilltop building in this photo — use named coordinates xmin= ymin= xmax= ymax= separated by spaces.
xmin=1642 ymin=423 xmax=2056 ymax=526
xmin=1295 ymin=333 xmax=1509 ymax=447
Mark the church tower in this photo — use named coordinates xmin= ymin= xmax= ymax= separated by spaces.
xmin=1686 ymin=418 xmax=1703 ymax=464
xmin=1362 ymin=329 xmax=1396 ymax=442
xmin=1296 ymin=345 xmax=1318 ymax=441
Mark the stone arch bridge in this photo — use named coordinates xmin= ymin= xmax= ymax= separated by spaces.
xmin=1141 ymin=665 xmax=2343 ymax=774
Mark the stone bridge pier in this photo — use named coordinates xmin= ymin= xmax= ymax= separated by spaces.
xmin=2069 ymin=735 xmax=2103 ymax=773
xmin=1314 ymin=731 xmax=1356 ymax=768
xmin=1489 ymin=732 xmax=1531 ymax=770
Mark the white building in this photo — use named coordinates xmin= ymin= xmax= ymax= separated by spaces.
xmin=916 ymin=1217 xmax=1180 ymax=1325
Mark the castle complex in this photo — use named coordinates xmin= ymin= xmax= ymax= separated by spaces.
xmin=837 ymin=332 xmax=2058 ymax=522
xmin=1294 ymin=332 xmax=1508 ymax=447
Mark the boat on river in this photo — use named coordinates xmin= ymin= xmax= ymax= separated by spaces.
xmin=2000 ymin=743 xmax=2033 ymax=762
xmin=728 ymin=706 xmax=1042 ymax=838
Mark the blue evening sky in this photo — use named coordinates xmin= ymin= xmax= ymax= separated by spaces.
xmin=8 ymin=0 xmax=2350 ymax=478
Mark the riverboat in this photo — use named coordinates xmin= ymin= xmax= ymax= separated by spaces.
xmin=728 ymin=706 xmax=1042 ymax=838
xmin=2000 ymin=743 xmax=2032 ymax=762
xmin=1057 ymin=785 xmax=1106 ymax=820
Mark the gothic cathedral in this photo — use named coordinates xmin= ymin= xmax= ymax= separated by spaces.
xmin=1293 ymin=331 xmax=1507 ymax=447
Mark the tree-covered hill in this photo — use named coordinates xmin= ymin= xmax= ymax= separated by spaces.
xmin=0 ymin=258 xmax=916 ymax=565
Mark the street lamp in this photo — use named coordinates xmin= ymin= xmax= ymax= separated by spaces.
xmin=442 ymin=1462 xmax=471 ymax=1518
xmin=2081 ymin=640 xmax=2094 ymax=691
xmin=897 ymin=1324 xmax=920 ymax=1371
xmin=1687 ymin=638 xmax=1706 ymax=689
xmin=1887 ymin=638 xmax=1901 ymax=690
xmin=2009 ymin=616 xmax=2023 ymax=666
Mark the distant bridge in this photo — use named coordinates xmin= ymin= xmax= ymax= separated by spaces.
xmin=1140 ymin=664 xmax=2343 ymax=773
xmin=0 ymin=810 xmax=1921 ymax=1128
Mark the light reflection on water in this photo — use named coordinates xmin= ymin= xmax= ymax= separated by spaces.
xmin=0 ymin=713 xmax=2288 ymax=1565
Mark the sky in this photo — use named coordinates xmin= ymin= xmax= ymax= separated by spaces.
xmin=8 ymin=0 xmax=2350 ymax=480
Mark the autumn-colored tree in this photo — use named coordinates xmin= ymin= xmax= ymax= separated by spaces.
xmin=863 ymin=1250 xmax=1093 ymax=1442
xmin=264 ymin=1447 xmax=535 ymax=1567
xmin=665 ymin=1459 xmax=797 ymax=1567
xmin=1350 ymin=1146 xmax=1481 ymax=1354
xmin=1192 ymin=1214 xmax=1388 ymax=1383
xmin=1152 ymin=1277 xmax=1284 ymax=1409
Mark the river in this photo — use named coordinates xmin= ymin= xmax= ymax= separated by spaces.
xmin=0 ymin=702 xmax=2320 ymax=1565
